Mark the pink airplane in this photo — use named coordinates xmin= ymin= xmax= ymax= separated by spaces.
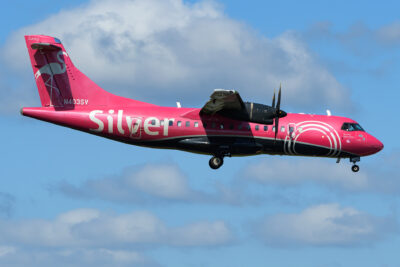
xmin=21 ymin=35 xmax=383 ymax=172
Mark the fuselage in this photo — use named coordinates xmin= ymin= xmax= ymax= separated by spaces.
xmin=21 ymin=106 xmax=383 ymax=159
xmin=21 ymin=35 xmax=384 ymax=171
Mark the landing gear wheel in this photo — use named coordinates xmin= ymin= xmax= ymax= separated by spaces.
xmin=209 ymin=156 xmax=224 ymax=169
xmin=351 ymin=165 xmax=360 ymax=173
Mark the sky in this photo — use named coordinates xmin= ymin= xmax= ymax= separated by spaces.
xmin=0 ymin=0 xmax=400 ymax=266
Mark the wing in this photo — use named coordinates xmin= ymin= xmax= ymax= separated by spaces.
xmin=200 ymin=89 xmax=246 ymax=115
xmin=199 ymin=89 xmax=277 ymax=125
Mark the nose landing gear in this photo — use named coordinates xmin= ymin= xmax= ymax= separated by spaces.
xmin=350 ymin=157 xmax=360 ymax=173
xmin=351 ymin=164 xmax=360 ymax=172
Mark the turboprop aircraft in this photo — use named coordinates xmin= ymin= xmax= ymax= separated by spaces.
xmin=21 ymin=35 xmax=383 ymax=172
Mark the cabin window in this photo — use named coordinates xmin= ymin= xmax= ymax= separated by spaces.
xmin=246 ymin=125 xmax=251 ymax=130
xmin=212 ymin=122 xmax=216 ymax=129
xmin=169 ymin=120 xmax=173 ymax=126
xmin=186 ymin=121 xmax=190 ymax=127
xmin=151 ymin=119 xmax=156 ymax=125
xmin=220 ymin=123 xmax=224 ymax=129
xmin=281 ymin=126 xmax=285 ymax=132
xmin=264 ymin=126 xmax=268 ymax=131
xmin=238 ymin=124 xmax=243 ymax=130
xmin=272 ymin=126 xmax=276 ymax=132
xmin=177 ymin=121 xmax=182 ymax=127
xmin=194 ymin=122 xmax=199 ymax=127
xmin=160 ymin=120 xmax=164 ymax=126
xmin=255 ymin=125 xmax=259 ymax=131
xmin=289 ymin=126 xmax=294 ymax=133
xmin=229 ymin=124 xmax=234 ymax=130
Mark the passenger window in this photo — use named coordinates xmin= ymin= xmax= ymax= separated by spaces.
xmin=229 ymin=124 xmax=234 ymax=130
xmin=220 ymin=123 xmax=224 ymax=129
xmin=212 ymin=122 xmax=216 ymax=128
xmin=264 ymin=126 xmax=268 ymax=131
xmin=255 ymin=125 xmax=259 ymax=131
xmin=151 ymin=119 xmax=156 ymax=125
xmin=186 ymin=121 xmax=190 ymax=127
xmin=238 ymin=124 xmax=242 ymax=130
xmin=177 ymin=121 xmax=182 ymax=127
xmin=194 ymin=122 xmax=199 ymax=127
xmin=169 ymin=120 xmax=173 ymax=126
xmin=289 ymin=126 xmax=294 ymax=133
xmin=246 ymin=125 xmax=251 ymax=130
xmin=160 ymin=120 xmax=164 ymax=126
xmin=272 ymin=126 xmax=276 ymax=132
xmin=281 ymin=126 xmax=285 ymax=132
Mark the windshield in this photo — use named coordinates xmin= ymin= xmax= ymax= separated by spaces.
xmin=341 ymin=122 xmax=365 ymax=132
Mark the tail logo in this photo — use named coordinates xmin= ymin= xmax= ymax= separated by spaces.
xmin=34 ymin=51 xmax=68 ymax=106
xmin=34 ymin=51 xmax=68 ymax=80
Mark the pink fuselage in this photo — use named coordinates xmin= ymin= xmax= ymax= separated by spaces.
xmin=22 ymin=106 xmax=383 ymax=159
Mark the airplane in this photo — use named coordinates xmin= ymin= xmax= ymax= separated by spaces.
xmin=21 ymin=35 xmax=383 ymax=172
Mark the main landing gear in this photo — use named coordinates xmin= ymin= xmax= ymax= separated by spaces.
xmin=350 ymin=157 xmax=360 ymax=173
xmin=209 ymin=156 xmax=224 ymax=169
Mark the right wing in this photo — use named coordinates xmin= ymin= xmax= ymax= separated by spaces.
xmin=200 ymin=89 xmax=246 ymax=115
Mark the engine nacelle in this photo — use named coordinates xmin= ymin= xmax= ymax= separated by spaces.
xmin=244 ymin=102 xmax=275 ymax=124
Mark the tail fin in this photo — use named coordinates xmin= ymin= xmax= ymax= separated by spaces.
xmin=25 ymin=35 xmax=152 ymax=109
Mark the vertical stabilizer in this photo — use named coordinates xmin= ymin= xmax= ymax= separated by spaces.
xmin=24 ymin=35 xmax=152 ymax=109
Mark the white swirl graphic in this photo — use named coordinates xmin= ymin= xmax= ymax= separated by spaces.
xmin=283 ymin=121 xmax=342 ymax=157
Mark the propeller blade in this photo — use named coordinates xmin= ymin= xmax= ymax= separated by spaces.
xmin=272 ymin=89 xmax=276 ymax=109
xmin=276 ymin=84 xmax=281 ymax=111
xmin=274 ymin=83 xmax=282 ymax=142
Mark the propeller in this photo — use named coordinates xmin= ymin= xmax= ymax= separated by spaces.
xmin=273 ymin=84 xmax=286 ymax=141
xmin=272 ymin=88 xmax=276 ymax=109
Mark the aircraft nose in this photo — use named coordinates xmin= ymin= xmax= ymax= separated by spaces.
xmin=369 ymin=135 xmax=384 ymax=154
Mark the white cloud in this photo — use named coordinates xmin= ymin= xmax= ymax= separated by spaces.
xmin=243 ymin=158 xmax=369 ymax=191
xmin=128 ymin=164 xmax=190 ymax=199
xmin=57 ymin=163 xmax=250 ymax=205
xmin=255 ymin=203 xmax=396 ymax=246
xmin=0 ymin=247 xmax=154 ymax=267
xmin=242 ymin=154 xmax=400 ymax=194
xmin=2 ymin=0 xmax=350 ymax=113
xmin=305 ymin=20 xmax=400 ymax=54
xmin=376 ymin=21 xmax=400 ymax=45
xmin=57 ymin=163 xmax=199 ymax=203
xmin=0 ymin=208 xmax=233 ymax=248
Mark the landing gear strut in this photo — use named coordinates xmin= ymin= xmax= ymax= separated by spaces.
xmin=209 ymin=156 xmax=224 ymax=169
xmin=350 ymin=157 xmax=360 ymax=173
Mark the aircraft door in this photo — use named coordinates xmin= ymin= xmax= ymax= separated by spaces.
xmin=127 ymin=117 xmax=143 ymax=139
xmin=288 ymin=123 xmax=296 ymax=139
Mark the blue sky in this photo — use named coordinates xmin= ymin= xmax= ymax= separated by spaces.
xmin=1 ymin=0 xmax=399 ymax=266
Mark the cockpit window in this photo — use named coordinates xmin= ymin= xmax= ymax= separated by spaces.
xmin=341 ymin=123 xmax=365 ymax=132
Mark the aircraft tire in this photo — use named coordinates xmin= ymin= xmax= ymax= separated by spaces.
xmin=351 ymin=165 xmax=360 ymax=172
xmin=209 ymin=156 xmax=223 ymax=169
